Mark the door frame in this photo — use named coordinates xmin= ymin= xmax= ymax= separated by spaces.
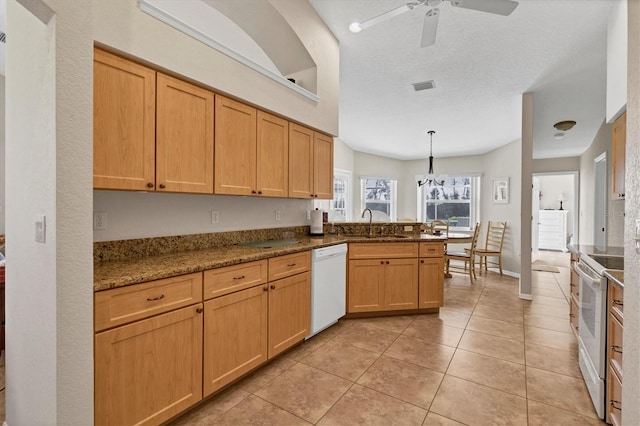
xmin=532 ymin=171 xmax=580 ymax=247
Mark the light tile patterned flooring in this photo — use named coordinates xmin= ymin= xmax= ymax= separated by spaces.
xmin=171 ymin=251 xmax=605 ymax=425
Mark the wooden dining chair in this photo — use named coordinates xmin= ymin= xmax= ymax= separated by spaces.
xmin=445 ymin=223 xmax=482 ymax=281
xmin=475 ymin=221 xmax=507 ymax=275
xmin=430 ymin=220 xmax=449 ymax=235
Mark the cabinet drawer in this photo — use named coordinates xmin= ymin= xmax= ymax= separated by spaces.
xmin=204 ymin=260 xmax=268 ymax=300
xmin=608 ymin=365 xmax=622 ymax=426
xmin=609 ymin=313 xmax=623 ymax=378
xmin=610 ymin=283 xmax=624 ymax=322
xmin=268 ymin=251 xmax=310 ymax=281
xmin=419 ymin=242 xmax=444 ymax=258
xmin=95 ymin=272 xmax=203 ymax=332
xmin=349 ymin=243 xmax=419 ymax=259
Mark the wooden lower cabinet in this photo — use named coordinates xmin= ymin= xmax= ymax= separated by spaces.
xmin=95 ymin=304 xmax=203 ymax=426
xmin=348 ymin=260 xmax=385 ymax=312
xmin=268 ymin=271 xmax=311 ymax=358
xmin=606 ymin=280 xmax=624 ymax=425
xmin=203 ymin=285 xmax=268 ymax=396
xmin=348 ymin=258 xmax=418 ymax=313
xmin=419 ymin=257 xmax=444 ymax=308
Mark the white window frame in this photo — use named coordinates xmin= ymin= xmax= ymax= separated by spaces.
xmin=330 ymin=169 xmax=352 ymax=221
xmin=417 ymin=176 xmax=480 ymax=231
xmin=360 ymin=177 xmax=397 ymax=222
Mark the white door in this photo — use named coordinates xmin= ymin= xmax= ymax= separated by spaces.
xmin=531 ymin=177 xmax=540 ymax=261
xmin=594 ymin=153 xmax=607 ymax=250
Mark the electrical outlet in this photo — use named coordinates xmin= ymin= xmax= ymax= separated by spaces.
xmin=404 ymin=225 xmax=413 ymax=232
xmin=35 ymin=215 xmax=46 ymax=243
xmin=275 ymin=210 xmax=281 ymax=221
xmin=94 ymin=212 xmax=107 ymax=230
xmin=306 ymin=210 xmax=311 ymax=220
xmin=211 ymin=210 xmax=220 ymax=224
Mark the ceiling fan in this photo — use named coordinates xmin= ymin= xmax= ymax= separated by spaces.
xmin=349 ymin=0 xmax=519 ymax=47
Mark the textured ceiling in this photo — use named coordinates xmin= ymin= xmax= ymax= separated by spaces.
xmin=309 ymin=0 xmax=614 ymax=160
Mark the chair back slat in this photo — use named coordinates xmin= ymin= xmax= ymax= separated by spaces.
xmin=485 ymin=221 xmax=507 ymax=252
xmin=469 ymin=222 xmax=482 ymax=255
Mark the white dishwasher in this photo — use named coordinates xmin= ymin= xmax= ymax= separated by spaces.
xmin=306 ymin=243 xmax=348 ymax=339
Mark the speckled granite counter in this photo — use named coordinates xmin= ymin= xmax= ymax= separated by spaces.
xmin=94 ymin=233 xmax=445 ymax=291
xmin=605 ymin=270 xmax=624 ymax=288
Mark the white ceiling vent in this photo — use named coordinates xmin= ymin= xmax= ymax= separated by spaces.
xmin=412 ymin=80 xmax=435 ymax=92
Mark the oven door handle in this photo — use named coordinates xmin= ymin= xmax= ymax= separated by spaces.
xmin=573 ymin=261 xmax=603 ymax=288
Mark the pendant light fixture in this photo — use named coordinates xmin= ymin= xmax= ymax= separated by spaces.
xmin=417 ymin=130 xmax=444 ymax=187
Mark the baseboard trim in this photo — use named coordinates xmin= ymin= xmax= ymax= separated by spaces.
xmin=519 ymin=293 xmax=533 ymax=301
xmin=485 ymin=267 xmax=520 ymax=278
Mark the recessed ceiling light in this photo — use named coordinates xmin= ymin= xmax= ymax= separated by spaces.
xmin=349 ymin=22 xmax=362 ymax=33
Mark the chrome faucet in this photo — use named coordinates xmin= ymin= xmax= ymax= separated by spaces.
xmin=361 ymin=208 xmax=373 ymax=236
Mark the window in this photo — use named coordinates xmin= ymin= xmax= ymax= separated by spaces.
xmin=420 ymin=176 xmax=479 ymax=230
xmin=361 ymin=178 xmax=397 ymax=221
xmin=330 ymin=169 xmax=352 ymax=221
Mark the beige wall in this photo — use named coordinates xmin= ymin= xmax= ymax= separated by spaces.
xmin=532 ymin=156 xmax=580 ymax=173
xmin=578 ymin=121 xmax=625 ymax=246
xmin=622 ymin=0 xmax=639 ymax=422
xmin=481 ymin=139 xmax=523 ymax=275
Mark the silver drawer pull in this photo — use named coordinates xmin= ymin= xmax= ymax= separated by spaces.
xmin=146 ymin=294 xmax=165 ymax=302
xmin=610 ymin=400 xmax=622 ymax=410
xmin=287 ymin=263 xmax=296 ymax=267
xmin=233 ymin=275 xmax=246 ymax=280
xmin=613 ymin=299 xmax=623 ymax=307
xmin=611 ymin=345 xmax=623 ymax=354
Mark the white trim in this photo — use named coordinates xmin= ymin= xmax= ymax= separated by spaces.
xmin=519 ymin=293 xmax=533 ymax=301
xmin=139 ymin=0 xmax=319 ymax=103
xmin=332 ymin=169 xmax=352 ymax=221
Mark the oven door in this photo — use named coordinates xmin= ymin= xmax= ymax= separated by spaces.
xmin=574 ymin=260 xmax=607 ymax=377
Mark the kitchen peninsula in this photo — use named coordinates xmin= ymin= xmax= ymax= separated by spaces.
xmin=93 ymin=224 xmax=445 ymax=425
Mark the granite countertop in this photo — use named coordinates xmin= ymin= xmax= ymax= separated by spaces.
xmin=604 ymin=270 xmax=624 ymax=288
xmin=94 ymin=234 xmax=445 ymax=291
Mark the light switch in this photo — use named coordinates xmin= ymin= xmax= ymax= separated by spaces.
xmin=35 ymin=215 xmax=46 ymax=243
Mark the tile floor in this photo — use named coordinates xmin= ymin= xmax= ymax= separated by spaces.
xmin=171 ymin=251 xmax=605 ymax=426
xmin=0 ymin=252 xmax=601 ymax=425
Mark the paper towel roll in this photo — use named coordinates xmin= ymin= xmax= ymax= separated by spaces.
xmin=310 ymin=209 xmax=324 ymax=235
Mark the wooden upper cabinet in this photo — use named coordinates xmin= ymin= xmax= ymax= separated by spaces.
xmin=288 ymin=123 xmax=315 ymax=198
xmin=313 ymin=132 xmax=334 ymax=199
xmin=156 ymin=73 xmax=214 ymax=194
xmin=215 ymin=96 xmax=257 ymax=195
xmin=257 ymin=111 xmax=289 ymax=197
xmin=93 ymin=48 xmax=156 ymax=190
xmin=612 ymin=111 xmax=626 ymax=200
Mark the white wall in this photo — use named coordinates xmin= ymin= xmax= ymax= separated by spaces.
xmin=334 ymin=137 xmax=354 ymax=172
xmin=579 ymin=121 xmax=625 ymax=246
xmin=532 ymin=156 xmax=580 ymax=173
xmin=481 ymin=139 xmax=523 ymax=275
xmin=607 ymin=0 xmax=627 ymax=123
xmin=0 ymin=75 xmax=4 ymax=235
xmin=94 ymin=191 xmax=313 ymax=241
xmin=6 ymin=0 xmax=94 ymax=423
xmin=93 ymin=0 xmax=339 ymax=136
xmin=623 ymin=0 xmax=640 ymax=422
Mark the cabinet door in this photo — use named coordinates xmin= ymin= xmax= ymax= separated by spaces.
xmin=313 ymin=132 xmax=334 ymax=199
xmin=93 ymin=48 xmax=156 ymax=190
xmin=348 ymin=260 xmax=385 ymax=313
xmin=95 ymin=304 xmax=203 ymax=426
xmin=268 ymin=272 xmax=311 ymax=358
xmin=288 ymin=123 xmax=314 ymax=198
xmin=384 ymin=258 xmax=419 ymax=310
xmin=419 ymin=257 xmax=444 ymax=308
xmin=156 ymin=73 xmax=214 ymax=193
xmin=203 ymin=285 xmax=268 ymax=396
xmin=215 ymin=96 xmax=257 ymax=195
xmin=612 ymin=112 xmax=626 ymax=199
xmin=257 ymin=111 xmax=288 ymax=197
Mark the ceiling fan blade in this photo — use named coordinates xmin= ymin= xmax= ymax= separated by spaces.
xmin=451 ymin=0 xmax=519 ymax=16
xmin=357 ymin=2 xmax=415 ymax=31
xmin=420 ymin=8 xmax=439 ymax=47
